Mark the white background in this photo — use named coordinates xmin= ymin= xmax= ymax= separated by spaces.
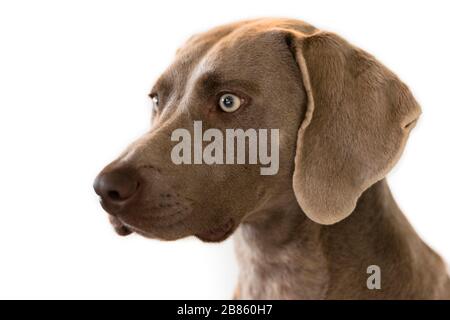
xmin=0 ymin=0 xmax=449 ymax=299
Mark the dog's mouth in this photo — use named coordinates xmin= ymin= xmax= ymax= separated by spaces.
xmin=107 ymin=213 xmax=235 ymax=242
xmin=195 ymin=218 xmax=236 ymax=242
xmin=108 ymin=216 xmax=158 ymax=238
xmin=107 ymin=213 xmax=190 ymax=240
xmin=108 ymin=215 xmax=133 ymax=236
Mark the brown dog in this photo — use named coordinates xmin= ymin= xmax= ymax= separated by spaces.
xmin=94 ymin=18 xmax=450 ymax=299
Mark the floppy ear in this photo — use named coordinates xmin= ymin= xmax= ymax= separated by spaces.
xmin=290 ymin=31 xmax=421 ymax=225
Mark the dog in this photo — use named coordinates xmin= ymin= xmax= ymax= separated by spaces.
xmin=94 ymin=18 xmax=450 ymax=299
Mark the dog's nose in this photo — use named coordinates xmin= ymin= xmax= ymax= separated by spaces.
xmin=94 ymin=169 xmax=140 ymax=203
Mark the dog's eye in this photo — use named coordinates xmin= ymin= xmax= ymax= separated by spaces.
xmin=219 ymin=93 xmax=241 ymax=113
xmin=150 ymin=94 xmax=159 ymax=110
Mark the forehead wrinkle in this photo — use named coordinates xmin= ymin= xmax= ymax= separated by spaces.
xmin=162 ymin=24 xmax=266 ymax=113
xmin=196 ymin=71 xmax=261 ymax=96
xmin=197 ymin=71 xmax=221 ymax=94
xmin=177 ymin=55 xmax=215 ymax=113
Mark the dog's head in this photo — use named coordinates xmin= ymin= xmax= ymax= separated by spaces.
xmin=94 ymin=18 xmax=421 ymax=241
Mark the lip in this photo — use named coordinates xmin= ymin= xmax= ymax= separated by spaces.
xmin=117 ymin=219 xmax=186 ymax=241
xmin=99 ymin=198 xmax=122 ymax=216
xmin=108 ymin=210 xmax=191 ymax=239
xmin=108 ymin=215 xmax=133 ymax=236
xmin=195 ymin=218 xmax=235 ymax=242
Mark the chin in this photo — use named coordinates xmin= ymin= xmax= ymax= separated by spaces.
xmin=195 ymin=218 xmax=236 ymax=243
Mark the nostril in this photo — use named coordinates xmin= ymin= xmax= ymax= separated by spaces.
xmin=94 ymin=169 xmax=140 ymax=203
xmin=108 ymin=190 xmax=121 ymax=201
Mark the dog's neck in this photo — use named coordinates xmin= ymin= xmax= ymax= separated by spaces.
xmin=234 ymin=188 xmax=329 ymax=299
xmin=233 ymin=179 xmax=450 ymax=299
